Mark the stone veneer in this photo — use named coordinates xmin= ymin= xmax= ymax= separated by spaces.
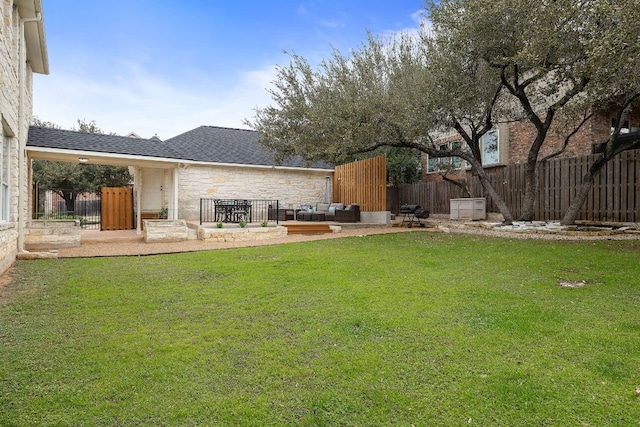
xmin=0 ymin=3 xmax=37 ymax=273
xmin=24 ymin=220 xmax=81 ymax=250
xmin=144 ymin=219 xmax=189 ymax=243
xmin=198 ymin=225 xmax=288 ymax=242
xmin=177 ymin=164 xmax=332 ymax=221
xmin=0 ymin=224 xmax=18 ymax=273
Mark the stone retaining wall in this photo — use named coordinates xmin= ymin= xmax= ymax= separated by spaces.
xmin=199 ymin=225 xmax=288 ymax=242
xmin=144 ymin=219 xmax=189 ymax=243
xmin=24 ymin=220 xmax=81 ymax=250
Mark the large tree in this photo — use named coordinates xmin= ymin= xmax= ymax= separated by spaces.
xmin=430 ymin=0 xmax=640 ymax=222
xmin=558 ymin=0 xmax=640 ymax=224
xmin=249 ymin=0 xmax=640 ymax=224
xmin=32 ymin=118 xmax=133 ymax=215
xmin=248 ymin=31 xmax=517 ymax=222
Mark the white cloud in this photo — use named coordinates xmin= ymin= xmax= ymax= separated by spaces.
xmin=411 ymin=10 xmax=426 ymax=25
xmin=378 ymin=8 xmax=429 ymax=42
xmin=31 ymin=4 xmax=422 ymax=141
xmin=319 ymin=20 xmax=345 ymax=28
xmin=33 ymin=63 xmax=278 ymax=140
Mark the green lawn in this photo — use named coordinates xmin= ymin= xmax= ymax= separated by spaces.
xmin=1 ymin=232 xmax=640 ymax=426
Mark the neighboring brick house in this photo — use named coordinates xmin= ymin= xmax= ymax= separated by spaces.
xmin=0 ymin=0 xmax=48 ymax=273
xmin=27 ymin=125 xmax=334 ymax=227
xmin=422 ymin=108 xmax=640 ymax=181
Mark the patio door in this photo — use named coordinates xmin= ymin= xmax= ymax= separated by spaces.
xmin=141 ymin=168 xmax=164 ymax=212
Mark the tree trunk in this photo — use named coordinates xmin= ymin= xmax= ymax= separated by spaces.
xmin=518 ymin=161 xmax=538 ymax=221
xmin=474 ymin=166 xmax=514 ymax=224
xmin=561 ymin=157 xmax=607 ymax=225
xmin=62 ymin=191 xmax=76 ymax=216
xmin=441 ymin=176 xmax=472 ymax=197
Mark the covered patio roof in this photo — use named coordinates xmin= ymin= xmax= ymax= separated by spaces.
xmin=26 ymin=125 xmax=334 ymax=171
xmin=27 ymin=127 xmax=180 ymax=168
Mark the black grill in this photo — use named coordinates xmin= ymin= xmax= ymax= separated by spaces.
xmin=400 ymin=204 xmax=429 ymax=227
xmin=400 ymin=204 xmax=419 ymax=213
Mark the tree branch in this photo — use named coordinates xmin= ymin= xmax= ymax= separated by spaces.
xmin=440 ymin=172 xmax=472 ymax=197
xmin=541 ymin=111 xmax=594 ymax=162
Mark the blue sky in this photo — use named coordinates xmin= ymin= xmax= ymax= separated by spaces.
xmin=34 ymin=1 xmax=424 ymax=139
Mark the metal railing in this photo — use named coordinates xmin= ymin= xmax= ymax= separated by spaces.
xmin=35 ymin=189 xmax=101 ymax=230
xmin=200 ymin=199 xmax=280 ymax=225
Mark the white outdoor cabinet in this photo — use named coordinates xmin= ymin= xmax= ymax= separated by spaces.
xmin=450 ymin=198 xmax=487 ymax=220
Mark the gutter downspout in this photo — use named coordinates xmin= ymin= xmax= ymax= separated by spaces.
xmin=18 ymin=12 xmax=43 ymax=253
xmin=135 ymin=167 xmax=141 ymax=234
xmin=172 ymin=167 xmax=178 ymax=220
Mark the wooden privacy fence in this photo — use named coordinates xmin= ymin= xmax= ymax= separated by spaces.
xmin=333 ymin=155 xmax=386 ymax=211
xmin=395 ymin=149 xmax=640 ymax=222
xmin=101 ymin=187 xmax=134 ymax=230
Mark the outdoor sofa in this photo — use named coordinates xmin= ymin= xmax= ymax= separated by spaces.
xmin=297 ymin=203 xmax=360 ymax=222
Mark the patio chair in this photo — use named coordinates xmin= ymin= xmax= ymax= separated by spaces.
xmin=335 ymin=204 xmax=360 ymax=223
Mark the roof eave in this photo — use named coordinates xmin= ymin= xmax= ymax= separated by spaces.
xmin=18 ymin=0 xmax=49 ymax=75
xmin=26 ymin=146 xmax=181 ymax=168
xmin=27 ymin=146 xmax=335 ymax=172
xmin=177 ymin=159 xmax=334 ymax=172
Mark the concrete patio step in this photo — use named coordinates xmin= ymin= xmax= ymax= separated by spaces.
xmin=80 ymin=229 xmax=143 ymax=244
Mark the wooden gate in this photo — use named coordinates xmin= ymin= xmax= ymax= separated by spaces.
xmin=101 ymin=187 xmax=134 ymax=230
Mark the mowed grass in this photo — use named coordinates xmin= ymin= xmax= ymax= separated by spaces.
xmin=1 ymin=232 xmax=640 ymax=426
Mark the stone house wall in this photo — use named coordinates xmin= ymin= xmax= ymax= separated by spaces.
xmin=0 ymin=3 xmax=35 ymax=273
xmin=177 ymin=164 xmax=332 ymax=221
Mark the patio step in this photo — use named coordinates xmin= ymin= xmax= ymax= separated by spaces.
xmin=80 ymin=230 xmax=143 ymax=244
xmin=284 ymin=223 xmax=332 ymax=235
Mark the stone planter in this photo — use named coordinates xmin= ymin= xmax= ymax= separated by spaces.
xmin=199 ymin=225 xmax=288 ymax=242
xmin=144 ymin=219 xmax=189 ymax=243
xmin=25 ymin=220 xmax=81 ymax=250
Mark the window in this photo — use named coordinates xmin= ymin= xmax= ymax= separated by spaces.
xmin=427 ymin=151 xmax=438 ymax=173
xmin=1 ymin=135 xmax=10 ymax=222
xmin=428 ymin=128 xmax=505 ymax=171
xmin=451 ymin=141 xmax=463 ymax=169
xmin=437 ymin=143 xmax=449 ymax=168
xmin=611 ymin=118 xmax=633 ymax=134
xmin=426 ymin=141 xmax=466 ymax=173
xmin=481 ymin=130 xmax=500 ymax=166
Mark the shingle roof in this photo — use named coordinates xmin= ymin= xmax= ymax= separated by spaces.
xmin=27 ymin=126 xmax=182 ymax=159
xmin=27 ymin=125 xmax=333 ymax=170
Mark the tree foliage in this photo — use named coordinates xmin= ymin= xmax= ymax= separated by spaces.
xmin=247 ymin=31 xmax=516 ymax=221
xmin=249 ymin=0 xmax=640 ymax=224
xmin=430 ymin=0 xmax=640 ymax=221
xmin=385 ymin=148 xmax=422 ymax=186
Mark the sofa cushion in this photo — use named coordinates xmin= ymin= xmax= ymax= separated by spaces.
xmin=328 ymin=206 xmax=336 ymax=213
xmin=317 ymin=203 xmax=330 ymax=212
